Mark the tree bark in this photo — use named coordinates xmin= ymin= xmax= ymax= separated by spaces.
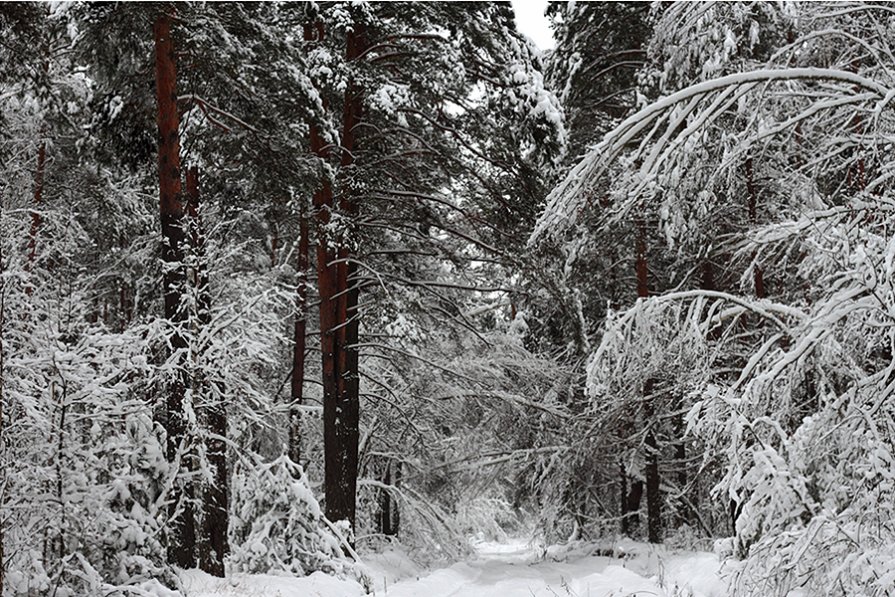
xmin=745 ymin=157 xmax=765 ymax=299
xmin=187 ymin=167 xmax=228 ymax=577
xmin=26 ymin=49 xmax=49 ymax=277
xmin=26 ymin=140 xmax=46 ymax=273
xmin=621 ymin=215 xmax=653 ymax=538
xmin=377 ymin=461 xmax=394 ymax=536
xmin=304 ymin=20 xmax=347 ymax=528
xmin=637 ymin=222 xmax=662 ymax=544
xmin=154 ymin=10 xmax=195 ymax=568
xmin=289 ymin=202 xmax=310 ymax=466
xmin=622 ymin=473 xmax=643 ymax=537
xmin=392 ymin=461 xmax=401 ymax=535
xmin=316 ymin=20 xmax=367 ymax=534
xmin=289 ymin=23 xmax=317 ymax=468
xmin=643 ymin=377 xmax=662 ymax=544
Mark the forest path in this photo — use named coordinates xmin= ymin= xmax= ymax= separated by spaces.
xmin=372 ymin=539 xmax=724 ymax=597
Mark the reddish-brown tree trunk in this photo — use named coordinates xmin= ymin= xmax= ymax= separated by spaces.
xmin=331 ymin=22 xmax=367 ymax=533
xmin=26 ymin=49 xmax=49 ymax=277
xmin=154 ymin=10 xmax=195 ymax=568
xmin=643 ymin=377 xmax=662 ymax=544
xmin=303 ymin=20 xmax=348 ymax=528
xmin=187 ymin=168 xmax=228 ymax=576
xmin=311 ymin=20 xmax=367 ymax=534
xmin=289 ymin=197 xmax=310 ymax=465
xmin=26 ymin=141 xmax=46 ymax=273
xmin=625 ymin=216 xmax=662 ymax=542
xmin=289 ymin=21 xmax=323 ymax=471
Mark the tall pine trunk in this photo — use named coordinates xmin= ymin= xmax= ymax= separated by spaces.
xmin=314 ymin=20 xmax=367 ymax=533
xmin=331 ymin=21 xmax=367 ymax=533
xmin=643 ymin=377 xmax=662 ymax=544
xmin=187 ymin=167 xmax=228 ymax=576
xmin=623 ymin=215 xmax=663 ymax=543
xmin=636 ymin=219 xmax=662 ymax=544
xmin=290 ymin=20 xmax=318 ymax=468
xmin=26 ymin=140 xmax=46 ymax=272
xmin=377 ymin=461 xmax=394 ymax=536
xmin=26 ymin=50 xmax=49 ymax=277
xmin=289 ymin=202 xmax=310 ymax=466
xmin=154 ymin=10 xmax=195 ymax=568
xmin=303 ymin=19 xmax=347 ymax=528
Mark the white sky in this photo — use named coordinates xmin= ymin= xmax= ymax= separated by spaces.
xmin=510 ymin=0 xmax=555 ymax=51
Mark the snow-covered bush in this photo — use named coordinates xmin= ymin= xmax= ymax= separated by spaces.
xmin=228 ymin=456 xmax=359 ymax=580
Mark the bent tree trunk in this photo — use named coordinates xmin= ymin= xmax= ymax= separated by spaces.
xmin=154 ymin=10 xmax=195 ymax=568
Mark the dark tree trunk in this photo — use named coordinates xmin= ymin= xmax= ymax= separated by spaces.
xmin=288 ymin=202 xmax=310 ymax=466
xmin=290 ymin=20 xmax=318 ymax=469
xmin=744 ymin=158 xmax=765 ymax=299
xmin=270 ymin=218 xmax=279 ymax=268
xmin=377 ymin=460 xmax=401 ymax=537
xmin=645 ymin=433 xmax=662 ymax=543
xmin=643 ymin=378 xmax=662 ymax=544
xmin=154 ymin=10 xmax=195 ymax=568
xmin=621 ymin=216 xmax=653 ymax=538
xmin=305 ymin=19 xmax=346 ymax=527
xmin=392 ymin=461 xmax=401 ymax=534
xmin=26 ymin=49 xmax=49 ymax=277
xmin=317 ymin=21 xmax=367 ymax=534
xmin=622 ymin=475 xmax=643 ymax=537
xmin=26 ymin=140 xmax=46 ymax=273
xmin=674 ymin=410 xmax=690 ymax=526
xmin=377 ymin=461 xmax=394 ymax=536
xmin=187 ymin=168 xmax=228 ymax=577
xmin=637 ymin=220 xmax=662 ymax=544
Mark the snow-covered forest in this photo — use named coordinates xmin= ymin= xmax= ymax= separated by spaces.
xmin=2 ymin=2 xmax=894 ymax=596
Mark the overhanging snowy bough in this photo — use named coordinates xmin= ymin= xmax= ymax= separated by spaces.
xmin=531 ymin=3 xmax=895 ymax=594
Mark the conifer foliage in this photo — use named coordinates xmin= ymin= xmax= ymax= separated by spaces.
xmin=4 ymin=2 xmax=895 ymax=596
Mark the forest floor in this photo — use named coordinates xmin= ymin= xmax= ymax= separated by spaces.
xmin=178 ymin=538 xmax=726 ymax=597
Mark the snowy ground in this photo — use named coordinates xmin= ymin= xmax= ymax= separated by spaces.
xmin=177 ymin=539 xmax=726 ymax=597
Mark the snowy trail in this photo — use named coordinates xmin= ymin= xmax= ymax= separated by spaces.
xmin=370 ymin=539 xmax=724 ymax=597
xmin=180 ymin=539 xmax=725 ymax=597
